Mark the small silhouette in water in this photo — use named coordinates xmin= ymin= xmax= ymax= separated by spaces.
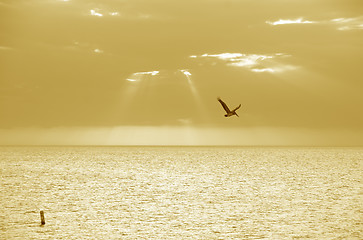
xmin=217 ymin=97 xmax=241 ymax=117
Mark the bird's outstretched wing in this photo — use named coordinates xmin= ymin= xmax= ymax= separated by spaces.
xmin=232 ymin=104 xmax=241 ymax=112
xmin=217 ymin=98 xmax=231 ymax=113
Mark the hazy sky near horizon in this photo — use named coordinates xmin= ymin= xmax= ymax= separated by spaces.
xmin=1 ymin=0 xmax=362 ymax=145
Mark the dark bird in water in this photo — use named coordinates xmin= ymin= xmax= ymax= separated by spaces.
xmin=217 ymin=97 xmax=241 ymax=117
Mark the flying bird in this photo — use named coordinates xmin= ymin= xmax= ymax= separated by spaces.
xmin=217 ymin=98 xmax=241 ymax=117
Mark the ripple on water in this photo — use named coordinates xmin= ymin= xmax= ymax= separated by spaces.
xmin=0 ymin=146 xmax=362 ymax=239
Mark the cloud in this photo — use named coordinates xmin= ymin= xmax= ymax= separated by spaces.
xmin=134 ymin=71 xmax=160 ymax=76
xmin=88 ymin=8 xmax=123 ymax=18
xmin=85 ymin=3 xmax=153 ymax=20
xmin=93 ymin=48 xmax=104 ymax=54
xmin=125 ymin=69 xmax=196 ymax=83
xmin=189 ymin=52 xmax=295 ymax=73
xmin=90 ymin=9 xmax=103 ymax=17
xmin=266 ymin=18 xmax=315 ymax=25
xmin=126 ymin=70 xmax=160 ymax=82
xmin=251 ymin=68 xmax=274 ymax=73
xmin=180 ymin=69 xmax=192 ymax=76
xmin=331 ymin=17 xmax=363 ymax=31
xmin=87 ymin=9 xmax=152 ymax=19
xmin=267 ymin=16 xmax=363 ymax=31
xmin=125 ymin=69 xmax=194 ymax=82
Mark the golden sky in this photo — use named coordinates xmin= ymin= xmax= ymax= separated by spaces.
xmin=1 ymin=0 xmax=362 ymax=145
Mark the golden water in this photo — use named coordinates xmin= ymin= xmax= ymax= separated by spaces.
xmin=1 ymin=146 xmax=362 ymax=239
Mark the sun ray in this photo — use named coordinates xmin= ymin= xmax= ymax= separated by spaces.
xmin=111 ymin=70 xmax=161 ymax=123
xmin=179 ymin=69 xmax=209 ymax=123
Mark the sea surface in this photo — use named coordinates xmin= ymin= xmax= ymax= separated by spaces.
xmin=0 ymin=146 xmax=362 ymax=239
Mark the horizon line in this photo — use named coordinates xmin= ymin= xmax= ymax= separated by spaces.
xmin=0 ymin=144 xmax=362 ymax=148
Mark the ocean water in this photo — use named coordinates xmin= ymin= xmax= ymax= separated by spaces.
xmin=0 ymin=146 xmax=362 ymax=239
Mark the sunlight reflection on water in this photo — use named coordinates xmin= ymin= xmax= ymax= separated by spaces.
xmin=0 ymin=146 xmax=362 ymax=239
